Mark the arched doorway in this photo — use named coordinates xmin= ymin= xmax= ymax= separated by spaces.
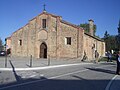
xmin=40 ymin=43 xmax=47 ymax=58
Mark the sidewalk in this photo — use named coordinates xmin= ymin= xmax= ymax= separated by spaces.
xmin=0 ymin=56 xmax=88 ymax=69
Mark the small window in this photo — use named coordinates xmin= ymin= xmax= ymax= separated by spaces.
xmin=92 ymin=44 xmax=95 ymax=49
xmin=93 ymin=44 xmax=95 ymax=48
xmin=65 ymin=37 xmax=71 ymax=45
xmin=42 ymin=19 xmax=46 ymax=28
xmin=19 ymin=40 xmax=22 ymax=46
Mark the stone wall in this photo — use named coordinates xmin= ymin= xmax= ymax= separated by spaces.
xmin=84 ymin=33 xmax=105 ymax=60
xmin=57 ymin=23 xmax=78 ymax=58
xmin=56 ymin=22 xmax=84 ymax=59
xmin=6 ymin=37 xmax=11 ymax=49
xmin=10 ymin=12 xmax=105 ymax=60
xmin=11 ymin=13 xmax=58 ymax=58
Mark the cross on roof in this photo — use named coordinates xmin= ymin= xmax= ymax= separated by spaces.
xmin=43 ymin=4 xmax=46 ymax=11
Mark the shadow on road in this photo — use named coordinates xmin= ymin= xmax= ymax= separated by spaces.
xmin=100 ymin=62 xmax=116 ymax=65
xmin=0 ymin=75 xmax=120 ymax=90
xmin=9 ymin=60 xmax=22 ymax=82
xmin=86 ymin=67 xmax=115 ymax=74
xmin=26 ymin=64 xmax=31 ymax=68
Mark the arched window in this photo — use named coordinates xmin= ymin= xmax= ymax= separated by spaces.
xmin=19 ymin=39 xmax=22 ymax=46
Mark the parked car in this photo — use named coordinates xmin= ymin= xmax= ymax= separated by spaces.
xmin=0 ymin=51 xmax=6 ymax=56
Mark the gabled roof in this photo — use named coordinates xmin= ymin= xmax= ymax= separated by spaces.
xmin=11 ymin=11 xmax=84 ymax=36
xmin=11 ymin=23 xmax=29 ymax=37
xmin=39 ymin=11 xmax=62 ymax=18
xmin=84 ymin=32 xmax=104 ymax=42
xmin=6 ymin=36 xmax=11 ymax=40
xmin=30 ymin=11 xmax=62 ymax=21
xmin=61 ymin=20 xmax=82 ymax=29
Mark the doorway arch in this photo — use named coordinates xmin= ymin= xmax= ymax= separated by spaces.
xmin=40 ymin=42 xmax=47 ymax=58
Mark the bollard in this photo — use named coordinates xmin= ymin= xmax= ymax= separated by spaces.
xmin=5 ymin=54 xmax=7 ymax=68
xmin=48 ymin=55 xmax=50 ymax=66
xmin=30 ymin=55 xmax=32 ymax=67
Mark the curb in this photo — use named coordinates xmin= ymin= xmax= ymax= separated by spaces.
xmin=0 ymin=63 xmax=92 ymax=71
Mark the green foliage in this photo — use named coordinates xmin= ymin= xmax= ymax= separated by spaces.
xmin=108 ymin=35 xmax=117 ymax=50
xmin=116 ymin=20 xmax=120 ymax=49
xmin=116 ymin=35 xmax=120 ymax=49
xmin=103 ymin=31 xmax=119 ymax=51
xmin=0 ymin=38 xmax=2 ymax=45
xmin=104 ymin=31 xmax=109 ymax=39
xmin=79 ymin=23 xmax=89 ymax=33
xmin=93 ymin=25 xmax=97 ymax=35
xmin=0 ymin=38 xmax=4 ymax=51
xmin=98 ymin=57 xmax=108 ymax=62
xmin=78 ymin=23 xmax=97 ymax=35
xmin=103 ymin=20 xmax=120 ymax=51
xmin=98 ymin=55 xmax=116 ymax=62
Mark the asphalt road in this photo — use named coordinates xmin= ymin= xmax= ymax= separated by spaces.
xmin=0 ymin=62 xmax=118 ymax=90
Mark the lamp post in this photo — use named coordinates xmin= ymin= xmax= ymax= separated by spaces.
xmin=5 ymin=38 xmax=7 ymax=68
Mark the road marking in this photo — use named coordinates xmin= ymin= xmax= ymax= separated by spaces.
xmin=0 ymin=63 xmax=92 ymax=71
xmin=29 ymin=75 xmax=36 ymax=78
xmin=0 ymin=65 xmax=115 ymax=90
xmin=40 ymin=74 xmax=44 ymax=77
xmin=105 ymin=75 xmax=118 ymax=90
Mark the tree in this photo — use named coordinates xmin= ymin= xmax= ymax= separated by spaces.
xmin=79 ymin=23 xmax=97 ymax=36
xmin=116 ymin=19 xmax=120 ymax=50
xmin=102 ymin=20 xmax=120 ymax=52
xmin=104 ymin=31 xmax=110 ymax=39
xmin=0 ymin=38 xmax=4 ymax=51
xmin=103 ymin=31 xmax=110 ymax=51
xmin=79 ymin=23 xmax=89 ymax=33
xmin=103 ymin=30 xmax=119 ymax=52
xmin=108 ymin=35 xmax=117 ymax=51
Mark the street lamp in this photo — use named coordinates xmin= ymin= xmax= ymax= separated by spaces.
xmin=5 ymin=38 xmax=7 ymax=68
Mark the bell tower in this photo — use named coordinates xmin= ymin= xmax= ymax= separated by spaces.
xmin=89 ymin=19 xmax=94 ymax=36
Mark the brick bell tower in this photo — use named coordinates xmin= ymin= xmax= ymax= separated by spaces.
xmin=89 ymin=19 xmax=94 ymax=36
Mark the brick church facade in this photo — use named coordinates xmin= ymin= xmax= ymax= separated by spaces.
xmin=7 ymin=10 xmax=105 ymax=61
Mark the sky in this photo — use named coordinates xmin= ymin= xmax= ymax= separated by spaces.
xmin=0 ymin=0 xmax=120 ymax=44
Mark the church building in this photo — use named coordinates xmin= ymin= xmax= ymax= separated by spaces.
xmin=7 ymin=9 xmax=105 ymax=61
